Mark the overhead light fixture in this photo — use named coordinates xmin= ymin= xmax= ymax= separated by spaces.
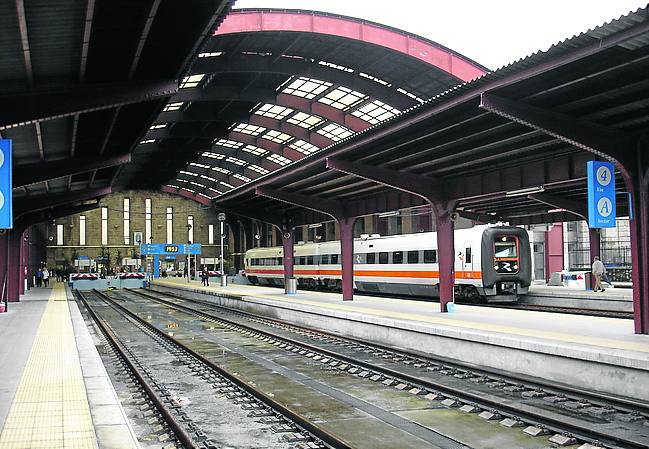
xmin=378 ymin=211 xmax=400 ymax=218
xmin=505 ymin=186 xmax=545 ymax=197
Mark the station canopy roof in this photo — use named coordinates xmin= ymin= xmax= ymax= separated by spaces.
xmin=206 ymin=5 xmax=649 ymax=227
xmin=149 ymin=9 xmax=488 ymax=201
xmin=4 ymin=0 xmax=232 ymax=211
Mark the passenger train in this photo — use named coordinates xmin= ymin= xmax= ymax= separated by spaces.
xmin=244 ymin=225 xmax=532 ymax=302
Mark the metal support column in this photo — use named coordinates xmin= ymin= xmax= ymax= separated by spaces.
xmin=628 ymin=173 xmax=649 ymax=333
xmin=435 ymin=212 xmax=455 ymax=312
xmin=0 ymin=234 xmax=7 ymax=307
xmin=281 ymin=228 xmax=294 ymax=293
xmin=7 ymin=231 xmax=22 ymax=302
xmin=19 ymin=233 xmax=26 ymax=295
xmin=588 ymin=227 xmax=601 ymax=263
xmin=339 ymin=217 xmax=356 ymax=301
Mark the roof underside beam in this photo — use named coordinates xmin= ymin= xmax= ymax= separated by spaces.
xmin=479 ymin=93 xmax=634 ymax=165
xmin=255 ymin=187 xmax=346 ymax=220
xmin=0 ymin=80 xmax=178 ymax=130
xmin=527 ymin=192 xmax=588 ymax=221
xmin=14 ymin=187 xmax=112 ymax=218
xmin=16 ymin=201 xmax=101 ymax=233
xmin=14 ymin=154 xmax=131 ymax=187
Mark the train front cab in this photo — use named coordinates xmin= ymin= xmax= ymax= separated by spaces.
xmin=480 ymin=227 xmax=532 ymax=300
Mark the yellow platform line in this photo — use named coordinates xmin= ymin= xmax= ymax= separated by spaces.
xmin=0 ymin=284 xmax=98 ymax=449
xmin=158 ymin=278 xmax=649 ymax=354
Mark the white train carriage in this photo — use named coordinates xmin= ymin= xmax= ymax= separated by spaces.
xmin=244 ymin=225 xmax=531 ymax=302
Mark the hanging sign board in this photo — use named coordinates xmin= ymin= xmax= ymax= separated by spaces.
xmin=587 ymin=161 xmax=616 ymax=228
xmin=0 ymin=140 xmax=12 ymax=229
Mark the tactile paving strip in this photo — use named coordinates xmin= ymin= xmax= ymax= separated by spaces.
xmin=0 ymin=285 xmax=98 ymax=449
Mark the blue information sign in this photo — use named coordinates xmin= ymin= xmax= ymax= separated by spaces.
xmin=0 ymin=139 xmax=13 ymax=229
xmin=587 ymin=161 xmax=616 ymax=228
xmin=140 ymin=243 xmax=202 ymax=255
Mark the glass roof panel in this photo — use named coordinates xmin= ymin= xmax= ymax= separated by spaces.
xmin=242 ymin=144 xmax=268 ymax=156
xmin=149 ymin=123 xmax=167 ymax=129
xmin=248 ymin=164 xmax=269 ymax=174
xmin=318 ymin=86 xmax=367 ymax=110
xmin=163 ymin=101 xmax=184 ymax=112
xmin=232 ymin=173 xmax=252 ymax=182
xmin=179 ymin=170 xmax=198 ymax=177
xmin=180 ymin=74 xmax=205 ymax=89
xmin=220 ymin=181 xmax=235 ymax=189
xmin=318 ymin=60 xmax=354 ymax=73
xmin=214 ymin=138 xmax=243 ymax=149
xmin=286 ymin=111 xmax=323 ymax=129
xmin=359 ymin=72 xmax=392 ymax=87
xmin=253 ymin=103 xmax=294 ymax=120
xmin=198 ymin=51 xmax=223 ymax=58
xmin=266 ymin=153 xmax=292 ymax=166
xmin=200 ymin=174 xmax=217 ymax=182
xmin=225 ymin=156 xmax=246 ymax=166
xmin=189 ymin=162 xmax=210 ymax=169
xmin=140 ymin=139 xmax=155 ymax=144
xmin=281 ymin=76 xmax=332 ymax=100
xmin=261 ymin=129 xmax=293 ymax=144
xmin=232 ymin=123 xmax=266 ymax=136
xmin=211 ymin=166 xmax=231 ymax=174
xmin=351 ymin=100 xmax=401 ymax=125
xmin=202 ymin=152 xmax=225 ymax=160
xmin=316 ymin=123 xmax=354 ymax=142
xmin=289 ymin=139 xmax=319 ymax=155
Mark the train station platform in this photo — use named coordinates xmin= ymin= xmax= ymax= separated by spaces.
xmin=151 ymin=278 xmax=649 ymax=403
xmin=0 ymin=283 xmax=139 ymax=449
xmin=523 ymin=284 xmax=633 ymax=312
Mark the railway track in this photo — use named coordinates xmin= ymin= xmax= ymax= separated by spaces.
xmin=76 ymin=289 xmax=351 ymax=449
xmin=127 ymin=286 xmax=649 ymax=449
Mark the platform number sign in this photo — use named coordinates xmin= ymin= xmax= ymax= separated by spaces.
xmin=587 ymin=161 xmax=616 ymax=228
xmin=0 ymin=139 xmax=12 ymax=229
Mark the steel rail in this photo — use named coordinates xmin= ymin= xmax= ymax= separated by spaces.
xmin=135 ymin=286 xmax=649 ymax=413
xmin=90 ymin=289 xmax=353 ymax=449
xmin=131 ymin=287 xmax=648 ymax=449
xmin=76 ymin=290 xmax=198 ymax=449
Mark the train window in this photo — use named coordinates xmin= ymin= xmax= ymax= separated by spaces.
xmin=465 ymin=248 xmax=472 ymax=263
xmin=355 ymin=253 xmax=366 ymax=264
xmin=297 ymin=256 xmax=305 ymax=265
xmin=321 ymin=254 xmax=329 ymax=264
xmin=275 ymin=258 xmax=281 ymax=265
xmin=307 ymin=256 xmax=314 ymax=265
xmin=392 ymin=251 xmax=403 ymax=264
xmin=379 ymin=252 xmax=389 ymax=264
xmin=407 ymin=251 xmax=419 ymax=264
xmin=366 ymin=253 xmax=376 ymax=264
xmin=331 ymin=254 xmax=339 ymax=264
xmin=423 ymin=250 xmax=437 ymax=264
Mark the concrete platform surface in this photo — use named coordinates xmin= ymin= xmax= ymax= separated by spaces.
xmin=0 ymin=283 xmax=140 ymax=449
xmin=527 ymin=283 xmax=632 ymax=301
xmin=152 ymin=278 xmax=649 ymax=402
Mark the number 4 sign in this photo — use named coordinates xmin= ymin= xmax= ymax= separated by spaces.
xmin=587 ymin=161 xmax=616 ymax=228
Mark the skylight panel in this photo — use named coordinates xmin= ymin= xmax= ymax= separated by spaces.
xmin=175 ymin=179 xmax=188 ymax=183
xmin=163 ymin=101 xmax=184 ymax=112
xmin=211 ymin=166 xmax=231 ymax=175
xmin=208 ymin=187 xmax=223 ymax=195
xmin=242 ymin=144 xmax=267 ymax=156
xmin=149 ymin=123 xmax=167 ymax=129
xmin=316 ymin=123 xmax=354 ymax=142
xmin=318 ymin=60 xmax=354 ymax=73
xmin=214 ymin=139 xmax=243 ymax=149
xmin=232 ymin=123 xmax=266 ymax=136
xmin=200 ymin=174 xmax=217 ymax=182
xmin=140 ymin=139 xmax=156 ymax=144
xmin=397 ymin=87 xmax=425 ymax=103
xmin=219 ymin=181 xmax=235 ymax=189
xmin=225 ymin=157 xmax=246 ymax=166
xmin=179 ymin=170 xmax=198 ymax=177
xmin=261 ymin=129 xmax=293 ymax=144
xmin=286 ymin=111 xmax=323 ymax=129
xmin=289 ymin=139 xmax=319 ymax=155
xmin=318 ymin=86 xmax=367 ymax=110
xmin=202 ymin=152 xmax=225 ymax=160
xmin=281 ymin=77 xmax=332 ymax=99
xmin=248 ymin=164 xmax=269 ymax=175
xmin=182 ymin=188 xmax=196 ymax=193
xmin=166 ymin=184 xmax=180 ymax=189
xmin=254 ymin=103 xmax=294 ymax=120
xmin=232 ymin=173 xmax=252 ymax=182
xmin=197 ymin=192 xmax=212 ymax=199
xmin=189 ymin=162 xmax=210 ymax=169
xmin=266 ymin=153 xmax=292 ymax=166
xmin=359 ymin=72 xmax=392 ymax=87
xmin=198 ymin=51 xmax=223 ymax=58
xmin=351 ymin=100 xmax=401 ymax=124
xmin=180 ymin=74 xmax=205 ymax=89
xmin=190 ymin=181 xmax=206 ymax=188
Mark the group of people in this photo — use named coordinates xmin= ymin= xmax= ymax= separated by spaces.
xmin=35 ymin=267 xmax=50 ymax=287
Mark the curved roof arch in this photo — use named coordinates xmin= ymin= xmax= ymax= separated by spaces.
xmin=140 ymin=8 xmax=488 ymax=197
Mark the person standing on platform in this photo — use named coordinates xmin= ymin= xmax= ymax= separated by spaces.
xmin=35 ymin=268 xmax=42 ymax=287
xmin=42 ymin=267 xmax=50 ymax=287
xmin=201 ymin=266 xmax=209 ymax=286
xmin=592 ymin=256 xmax=606 ymax=292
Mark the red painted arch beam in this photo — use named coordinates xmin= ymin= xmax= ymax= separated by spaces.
xmin=216 ymin=11 xmax=486 ymax=82
xmin=162 ymin=185 xmax=213 ymax=206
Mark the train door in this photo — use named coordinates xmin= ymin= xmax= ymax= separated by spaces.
xmin=461 ymin=241 xmax=473 ymax=277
